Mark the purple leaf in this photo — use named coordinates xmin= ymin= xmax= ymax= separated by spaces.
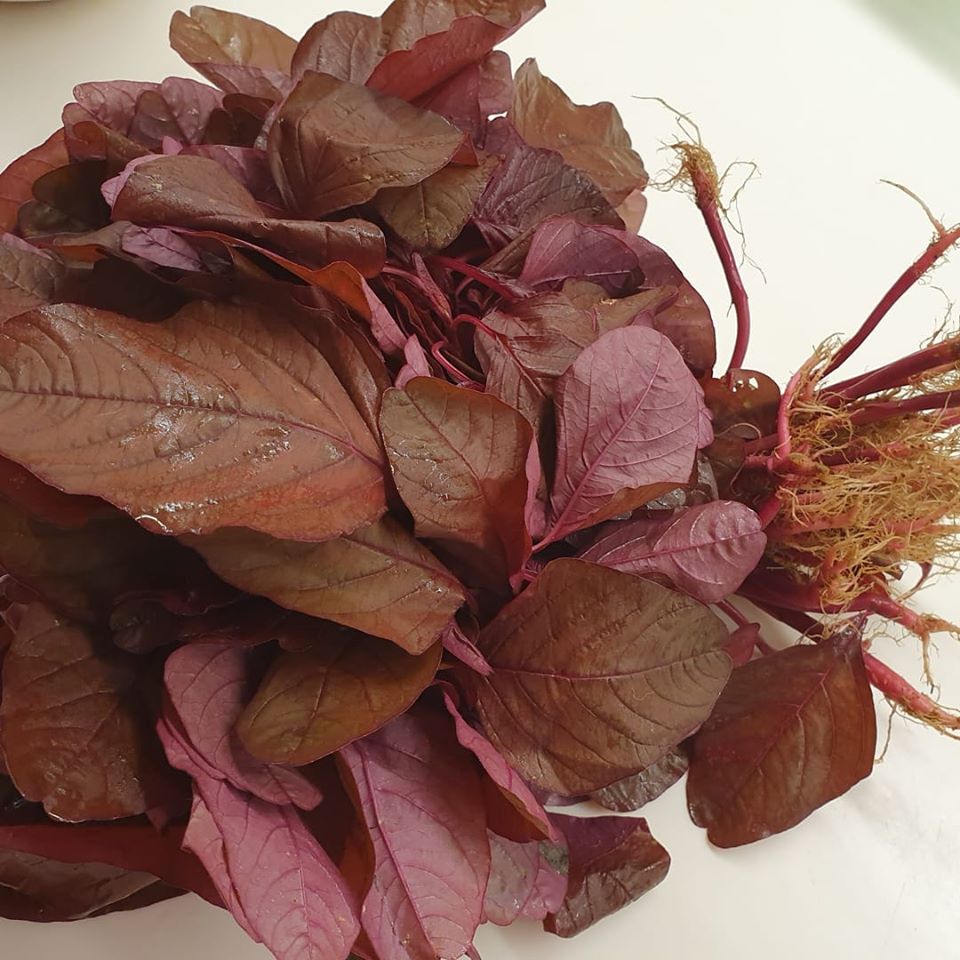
xmin=339 ymin=705 xmax=489 ymax=960
xmin=580 ymin=500 xmax=766 ymax=603
xmin=161 ymin=721 xmax=359 ymax=960
xmin=440 ymin=620 xmax=492 ymax=676
xmin=441 ymin=690 xmax=554 ymax=841
xmin=127 ymin=78 xmax=224 ymax=150
xmin=163 ymin=643 xmax=322 ymax=809
xmin=395 ymin=335 xmax=432 ymax=388
xmin=544 ymin=814 xmax=670 ymax=938
xmin=483 ymin=833 xmax=567 ymax=926
xmin=545 ymin=327 xmax=712 ymax=544
xmin=120 ymin=224 xmax=204 ymax=271
xmin=0 ymin=234 xmax=66 ymax=322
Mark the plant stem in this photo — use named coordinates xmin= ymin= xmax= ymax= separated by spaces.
xmin=849 ymin=388 xmax=960 ymax=426
xmin=428 ymin=255 xmax=519 ymax=300
xmin=823 ymin=225 xmax=960 ymax=377
xmin=691 ymin=179 xmax=751 ymax=373
xmin=826 ymin=337 xmax=960 ymax=400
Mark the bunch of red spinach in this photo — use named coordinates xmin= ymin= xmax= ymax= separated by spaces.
xmin=0 ymin=2 xmax=957 ymax=957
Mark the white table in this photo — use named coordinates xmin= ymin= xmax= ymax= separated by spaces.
xmin=1 ymin=1 xmax=958 ymax=957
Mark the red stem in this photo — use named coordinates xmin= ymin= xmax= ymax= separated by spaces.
xmin=849 ymin=388 xmax=960 ymax=426
xmin=693 ymin=186 xmax=751 ymax=373
xmin=428 ymin=255 xmax=518 ymax=300
xmin=823 ymin=225 xmax=960 ymax=377
xmin=826 ymin=337 xmax=960 ymax=400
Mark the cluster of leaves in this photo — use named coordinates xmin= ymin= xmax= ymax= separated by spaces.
xmin=0 ymin=2 xmax=887 ymax=958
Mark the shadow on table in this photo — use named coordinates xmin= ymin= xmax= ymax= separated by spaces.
xmin=857 ymin=0 xmax=960 ymax=87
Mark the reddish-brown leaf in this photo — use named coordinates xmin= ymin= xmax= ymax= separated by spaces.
xmin=186 ymin=517 xmax=465 ymax=654
xmin=0 ymin=850 xmax=156 ymax=922
xmin=509 ymin=59 xmax=648 ymax=207
xmin=544 ymin=814 xmax=670 ymax=938
xmin=0 ymin=130 xmax=69 ymax=233
xmin=0 ymin=238 xmax=66 ymax=323
xmin=374 ymin=157 xmax=497 ymax=251
xmin=169 ymin=6 xmax=296 ymax=99
xmin=589 ymin=750 xmax=689 ymax=812
xmin=269 ymin=72 xmax=464 ymax=218
xmin=687 ymin=635 xmax=877 ymax=847
xmin=483 ymin=833 xmax=567 ymax=926
xmin=0 ymin=496 xmax=224 ymax=624
xmin=0 ymin=301 xmax=386 ymax=541
xmin=464 ymin=559 xmax=731 ymax=794
xmin=238 ymin=628 xmax=441 ymax=765
xmin=380 ymin=378 xmax=532 ymax=588
xmin=112 ymin=154 xmax=386 ymax=275
xmin=0 ymin=604 xmax=168 ymax=821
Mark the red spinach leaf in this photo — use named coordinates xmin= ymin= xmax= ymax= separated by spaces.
xmin=269 ymin=72 xmax=464 ymax=218
xmin=0 ymin=130 xmax=69 ymax=232
xmin=0 ymin=237 xmax=66 ymax=323
xmin=0 ymin=301 xmax=386 ymax=541
xmin=464 ymin=559 xmax=731 ymax=794
xmin=169 ymin=6 xmax=297 ymax=100
xmin=544 ymin=814 xmax=670 ymax=938
xmin=339 ymin=705 xmax=489 ymax=960
xmin=0 ymin=603 xmax=171 ymax=822
xmin=546 ymin=326 xmax=711 ymax=544
xmin=164 ymin=643 xmax=323 ymax=807
xmin=186 ymin=517 xmax=465 ymax=654
xmin=589 ymin=749 xmax=689 ymax=812
xmin=237 ymin=629 xmax=441 ymax=765
xmin=380 ymin=378 xmax=532 ymax=589
xmin=687 ymin=634 xmax=877 ymax=847
xmin=580 ymin=500 xmax=766 ymax=604
xmin=483 ymin=833 xmax=567 ymax=926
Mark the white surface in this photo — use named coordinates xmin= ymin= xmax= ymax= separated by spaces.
xmin=1 ymin=1 xmax=959 ymax=958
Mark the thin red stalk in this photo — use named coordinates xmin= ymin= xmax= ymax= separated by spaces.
xmin=823 ymin=225 xmax=960 ymax=377
xmin=849 ymin=388 xmax=960 ymax=426
xmin=715 ymin=599 xmax=751 ymax=629
xmin=429 ymin=255 xmax=518 ymax=300
xmin=429 ymin=341 xmax=478 ymax=386
xmin=691 ymin=180 xmax=751 ymax=373
xmin=826 ymin=337 xmax=960 ymax=400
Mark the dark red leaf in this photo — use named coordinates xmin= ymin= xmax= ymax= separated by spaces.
xmin=0 ymin=496 xmax=223 ymax=624
xmin=0 ymin=849 xmax=156 ymax=922
xmin=475 ymin=119 xmax=621 ymax=233
xmin=0 ymin=236 xmax=66 ymax=322
xmin=0 ymin=301 xmax=386 ymax=540
xmin=509 ymin=59 xmax=648 ymax=208
xmin=0 ymin=603 xmax=172 ymax=822
xmin=0 ymin=821 xmax=220 ymax=905
xmin=464 ymin=559 xmax=731 ymax=794
xmin=164 ymin=643 xmax=323 ymax=806
xmin=366 ymin=1 xmax=543 ymax=102
xmin=185 ymin=517 xmax=466 ymax=654
xmin=269 ymin=72 xmax=464 ymax=218
xmin=589 ymin=750 xmax=689 ymax=812
xmin=0 ymin=130 xmax=69 ymax=232
xmin=380 ymin=378 xmax=533 ymax=588
xmin=687 ymin=634 xmax=877 ymax=847
xmin=237 ymin=629 xmax=441 ymax=765
xmin=544 ymin=814 xmax=670 ymax=938
xmin=169 ymin=7 xmax=297 ymax=100
xmin=339 ymin=704 xmax=490 ymax=960
xmin=374 ymin=157 xmax=497 ymax=251
xmin=127 ymin=78 xmax=224 ymax=150
xmin=111 ymin=154 xmax=386 ymax=274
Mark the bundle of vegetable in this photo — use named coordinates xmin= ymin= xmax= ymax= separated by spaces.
xmin=0 ymin=2 xmax=956 ymax=957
